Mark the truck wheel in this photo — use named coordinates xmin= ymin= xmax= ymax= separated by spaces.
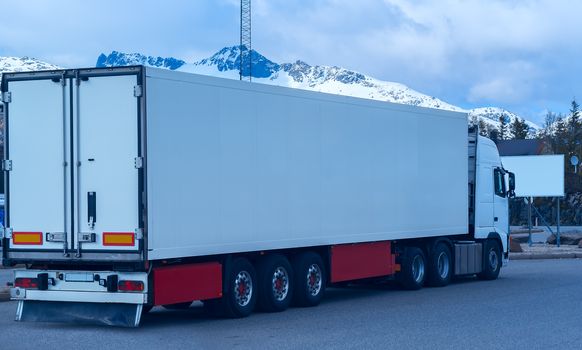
xmin=257 ymin=254 xmax=293 ymax=312
xmin=162 ymin=302 xmax=192 ymax=310
xmin=426 ymin=242 xmax=452 ymax=287
xmin=220 ymin=257 xmax=258 ymax=318
xmin=291 ymin=252 xmax=326 ymax=307
xmin=141 ymin=305 xmax=153 ymax=315
xmin=398 ymin=247 xmax=426 ymax=290
xmin=478 ymin=239 xmax=502 ymax=280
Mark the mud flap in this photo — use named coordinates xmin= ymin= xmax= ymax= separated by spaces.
xmin=16 ymin=300 xmax=143 ymax=327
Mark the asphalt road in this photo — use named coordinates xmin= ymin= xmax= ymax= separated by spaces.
xmin=0 ymin=259 xmax=581 ymax=350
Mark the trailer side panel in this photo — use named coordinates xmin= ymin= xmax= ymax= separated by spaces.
xmin=144 ymin=68 xmax=468 ymax=260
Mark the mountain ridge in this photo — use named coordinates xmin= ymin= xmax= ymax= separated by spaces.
xmin=96 ymin=46 xmax=538 ymax=131
xmin=0 ymin=49 xmax=539 ymax=133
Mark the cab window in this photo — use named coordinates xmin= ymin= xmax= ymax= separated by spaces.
xmin=494 ymin=168 xmax=506 ymax=197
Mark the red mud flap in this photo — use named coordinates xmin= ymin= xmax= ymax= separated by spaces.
xmin=16 ymin=300 xmax=143 ymax=327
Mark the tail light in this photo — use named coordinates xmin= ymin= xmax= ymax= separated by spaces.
xmin=15 ymin=278 xmax=38 ymax=289
xmin=118 ymin=280 xmax=144 ymax=292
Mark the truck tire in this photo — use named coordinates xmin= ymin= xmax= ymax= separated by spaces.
xmin=162 ymin=302 xmax=192 ymax=310
xmin=291 ymin=252 xmax=326 ymax=307
xmin=478 ymin=239 xmax=502 ymax=280
xmin=398 ymin=247 xmax=426 ymax=290
xmin=426 ymin=242 xmax=452 ymax=287
xmin=217 ymin=257 xmax=258 ymax=318
xmin=257 ymin=254 xmax=293 ymax=312
xmin=141 ymin=305 xmax=153 ymax=315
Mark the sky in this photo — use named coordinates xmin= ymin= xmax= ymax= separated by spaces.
xmin=1 ymin=0 xmax=581 ymax=124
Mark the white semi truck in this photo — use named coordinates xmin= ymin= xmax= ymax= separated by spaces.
xmin=1 ymin=66 xmax=514 ymax=327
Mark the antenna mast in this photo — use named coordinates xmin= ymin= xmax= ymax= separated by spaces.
xmin=240 ymin=0 xmax=251 ymax=81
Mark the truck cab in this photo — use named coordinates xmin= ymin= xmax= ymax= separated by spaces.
xmin=473 ymin=135 xmax=514 ymax=261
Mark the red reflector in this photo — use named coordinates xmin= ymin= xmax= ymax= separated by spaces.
xmin=12 ymin=232 xmax=43 ymax=245
xmin=103 ymin=232 xmax=135 ymax=246
xmin=15 ymin=277 xmax=38 ymax=289
xmin=118 ymin=280 xmax=144 ymax=292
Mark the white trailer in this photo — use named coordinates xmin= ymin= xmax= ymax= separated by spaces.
xmin=1 ymin=66 xmax=514 ymax=326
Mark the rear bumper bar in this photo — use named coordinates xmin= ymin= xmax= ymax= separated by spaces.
xmin=11 ymin=269 xmax=148 ymax=304
xmin=11 ymin=288 xmax=147 ymax=304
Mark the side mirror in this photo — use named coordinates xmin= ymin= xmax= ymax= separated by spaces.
xmin=508 ymin=172 xmax=515 ymax=191
xmin=508 ymin=172 xmax=516 ymax=198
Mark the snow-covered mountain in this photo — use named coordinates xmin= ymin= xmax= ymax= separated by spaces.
xmin=96 ymin=52 xmax=184 ymax=71
xmin=0 ymin=57 xmax=61 ymax=145
xmin=98 ymin=46 xmax=464 ymax=113
xmin=96 ymin=46 xmax=538 ymax=131
xmin=0 ymin=48 xmax=539 ymax=133
xmin=0 ymin=56 xmax=61 ymax=75
xmin=468 ymin=107 xmax=539 ymax=132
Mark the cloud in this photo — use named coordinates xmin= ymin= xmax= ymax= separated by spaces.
xmin=469 ymin=78 xmax=528 ymax=104
xmin=1 ymin=0 xmax=581 ymax=123
xmin=468 ymin=60 xmax=540 ymax=104
xmin=240 ymin=0 xmax=582 ymax=121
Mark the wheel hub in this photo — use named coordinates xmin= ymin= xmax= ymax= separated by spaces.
xmin=307 ymin=264 xmax=322 ymax=296
xmin=437 ymin=251 xmax=450 ymax=279
xmin=234 ymin=271 xmax=253 ymax=307
xmin=272 ymin=267 xmax=289 ymax=301
xmin=488 ymin=249 xmax=499 ymax=270
xmin=412 ymin=255 xmax=425 ymax=284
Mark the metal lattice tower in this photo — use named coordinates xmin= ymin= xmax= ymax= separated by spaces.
xmin=240 ymin=0 xmax=251 ymax=81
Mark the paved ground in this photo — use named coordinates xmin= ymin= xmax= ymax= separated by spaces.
xmin=0 ymin=259 xmax=580 ymax=349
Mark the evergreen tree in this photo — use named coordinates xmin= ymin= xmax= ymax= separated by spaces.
xmin=568 ymin=99 xmax=582 ymax=164
xmin=570 ymin=99 xmax=580 ymax=130
xmin=489 ymin=128 xmax=499 ymax=143
xmin=511 ymin=117 xmax=529 ymax=139
xmin=469 ymin=114 xmax=478 ymax=128
xmin=498 ymin=115 xmax=509 ymax=140
xmin=554 ymin=117 xmax=569 ymax=154
xmin=478 ymin=118 xmax=489 ymax=137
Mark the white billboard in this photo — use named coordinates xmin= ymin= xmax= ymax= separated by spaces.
xmin=501 ymin=155 xmax=564 ymax=197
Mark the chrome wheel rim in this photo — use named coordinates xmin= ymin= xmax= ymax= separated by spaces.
xmin=306 ymin=264 xmax=323 ymax=296
xmin=412 ymin=255 xmax=425 ymax=284
xmin=437 ymin=251 xmax=450 ymax=279
xmin=272 ymin=266 xmax=290 ymax=301
xmin=234 ymin=271 xmax=253 ymax=307
xmin=488 ymin=249 xmax=499 ymax=271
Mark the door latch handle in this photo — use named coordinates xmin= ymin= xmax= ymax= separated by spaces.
xmin=494 ymin=217 xmax=499 ymax=222
xmin=88 ymin=192 xmax=96 ymax=230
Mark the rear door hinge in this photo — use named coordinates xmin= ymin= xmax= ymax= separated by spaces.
xmin=135 ymin=228 xmax=143 ymax=240
xmin=2 ymin=160 xmax=12 ymax=172
xmin=1 ymin=228 xmax=13 ymax=239
xmin=134 ymin=156 xmax=143 ymax=169
xmin=133 ymin=85 xmax=143 ymax=98
xmin=1 ymin=92 xmax=11 ymax=103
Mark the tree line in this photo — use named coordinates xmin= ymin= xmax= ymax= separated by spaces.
xmin=475 ymin=99 xmax=582 ymax=225
xmin=538 ymin=100 xmax=582 ymax=170
xmin=469 ymin=112 xmax=530 ymax=141
xmin=469 ymin=99 xmax=582 ymax=173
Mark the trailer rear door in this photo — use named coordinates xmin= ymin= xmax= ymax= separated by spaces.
xmin=5 ymin=78 xmax=69 ymax=254
xmin=2 ymin=68 xmax=145 ymax=263
xmin=73 ymin=74 xmax=141 ymax=255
